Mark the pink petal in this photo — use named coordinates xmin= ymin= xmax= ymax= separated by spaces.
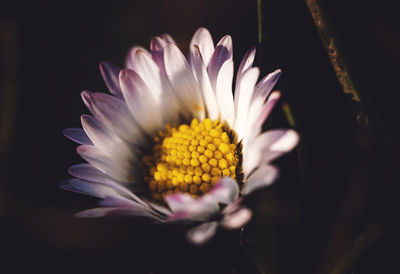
xmin=221 ymin=207 xmax=252 ymax=229
xmin=208 ymin=177 xmax=239 ymax=204
xmin=186 ymin=221 xmax=218 ymax=245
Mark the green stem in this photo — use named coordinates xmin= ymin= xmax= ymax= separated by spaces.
xmin=257 ymin=0 xmax=263 ymax=45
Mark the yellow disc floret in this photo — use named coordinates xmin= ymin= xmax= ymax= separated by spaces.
xmin=143 ymin=118 xmax=240 ymax=202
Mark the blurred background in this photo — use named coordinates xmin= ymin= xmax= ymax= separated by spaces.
xmin=1 ymin=0 xmax=399 ymax=273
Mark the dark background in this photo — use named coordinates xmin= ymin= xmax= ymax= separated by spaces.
xmin=1 ymin=0 xmax=399 ymax=273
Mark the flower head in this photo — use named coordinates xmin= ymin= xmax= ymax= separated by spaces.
xmin=62 ymin=28 xmax=299 ymax=244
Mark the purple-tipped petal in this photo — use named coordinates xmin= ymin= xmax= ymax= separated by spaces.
xmin=99 ymin=62 xmax=123 ymax=99
xmin=187 ymin=222 xmax=218 ymax=245
xmin=221 ymin=207 xmax=252 ymax=229
xmin=236 ymin=46 xmax=256 ymax=82
xmin=159 ymin=33 xmax=176 ymax=44
xmin=90 ymin=92 xmax=146 ymax=144
xmin=164 ymin=43 xmax=205 ymax=120
xmin=207 ymin=35 xmax=233 ymax=91
xmin=63 ymin=128 xmax=93 ymax=145
xmin=150 ymin=36 xmax=167 ymax=69
xmin=190 ymin=45 xmax=219 ymax=120
xmin=252 ymin=69 xmax=282 ymax=104
xmin=242 ymin=165 xmax=279 ymax=195
xmin=190 ymin=27 xmax=214 ymax=67
xmin=81 ymin=90 xmax=95 ymax=114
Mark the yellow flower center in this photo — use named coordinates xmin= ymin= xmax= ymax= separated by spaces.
xmin=143 ymin=118 xmax=241 ymax=202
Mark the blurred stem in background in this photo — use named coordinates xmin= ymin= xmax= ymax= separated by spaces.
xmin=305 ymin=0 xmax=394 ymax=273
xmin=305 ymin=0 xmax=399 ymax=168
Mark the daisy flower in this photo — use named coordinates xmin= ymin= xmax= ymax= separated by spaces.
xmin=62 ymin=27 xmax=299 ymax=244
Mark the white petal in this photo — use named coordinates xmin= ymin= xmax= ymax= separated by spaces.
xmin=130 ymin=49 xmax=163 ymax=103
xmin=76 ymin=145 xmax=136 ymax=183
xmin=208 ymin=177 xmax=239 ymax=205
xmin=190 ymin=45 xmax=219 ymax=120
xmin=221 ymin=207 xmax=252 ymax=229
xmin=243 ymin=129 xmax=299 ymax=175
xmin=164 ymin=43 xmax=205 ymax=120
xmin=125 ymin=46 xmax=148 ymax=69
xmin=119 ymin=68 xmax=163 ymax=135
xmin=215 ymin=59 xmax=235 ymax=126
xmin=190 ymin=27 xmax=214 ymax=67
xmin=80 ymin=114 xmax=133 ymax=158
xmin=90 ymin=93 xmax=146 ymax=145
xmin=245 ymin=91 xmax=281 ymax=147
xmin=187 ymin=222 xmax=218 ymax=245
xmin=234 ymin=67 xmax=260 ymax=140
xmin=241 ymin=165 xmax=279 ymax=195
xmin=68 ymin=164 xmax=146 ymax=205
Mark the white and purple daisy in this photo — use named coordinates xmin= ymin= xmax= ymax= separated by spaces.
xmin=62 ymin=28 xmax=299 ymax=244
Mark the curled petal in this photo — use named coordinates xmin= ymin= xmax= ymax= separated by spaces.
xmin=190 ymin=27 xmax=214 ymax=67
